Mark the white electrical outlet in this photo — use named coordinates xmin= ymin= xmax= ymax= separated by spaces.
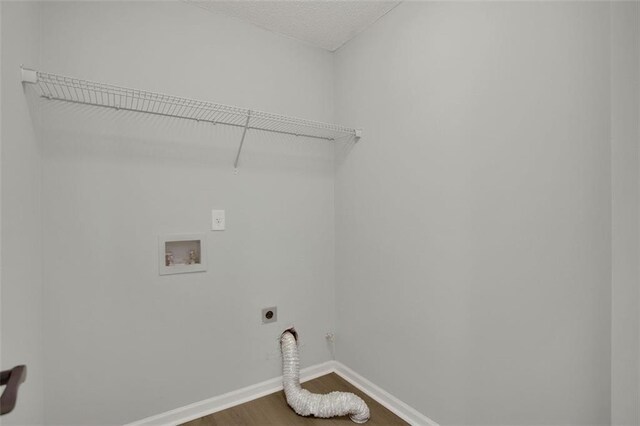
xmin=211 ymin=210 xmax=225 ymax=231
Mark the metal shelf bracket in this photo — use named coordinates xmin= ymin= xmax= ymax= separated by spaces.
xmin=20 ymin=66 xmax=38 ymax=84
xmin=234 ymin=110 xmax=252 ymax=174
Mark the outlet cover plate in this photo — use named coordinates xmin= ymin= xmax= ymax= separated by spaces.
xmin=262 ymin=306 xmax=277 ymax=324
xmin=212 ymin=210 xmax=225 ymax=231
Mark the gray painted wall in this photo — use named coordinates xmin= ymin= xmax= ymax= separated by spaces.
xmin=611 ymin=3 xmax=640 ymax=425
xmin=1 ymin=2 xmax=638 ymax=425
xmin=0 ymin=2 xmax=43 ymax=425
xmin=38 ymin=2 xmax=335 ymax=424
xmin=334 ymin=2 xmax=612 ymax=425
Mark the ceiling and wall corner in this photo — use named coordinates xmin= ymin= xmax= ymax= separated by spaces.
xmin=184 ymin=0 xmax=402 ymax=51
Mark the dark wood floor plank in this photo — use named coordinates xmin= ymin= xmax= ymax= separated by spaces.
xmin=181 ymin=373 xmax=408 ymax=426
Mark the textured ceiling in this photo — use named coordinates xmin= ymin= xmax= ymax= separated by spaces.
xmin=186 ymin=1 xmax=401 ymax=51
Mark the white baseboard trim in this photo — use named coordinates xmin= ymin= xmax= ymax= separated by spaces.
xmin=332 ymin=362 xmax=439 ymax=426
xmin=124 ymin=361 xmax=334 ymax=426
xmin=125 ymin=360 xmax=438 ymax=426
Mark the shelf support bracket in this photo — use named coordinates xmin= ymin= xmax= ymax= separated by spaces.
xmin=20 ymin=66 xmax=38 ymax=84
xmin=234 ymin=110 xmax=252 ymax=173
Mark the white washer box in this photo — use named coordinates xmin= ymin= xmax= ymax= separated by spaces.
xmin=158 ymin=234 xmax=207 ymax=275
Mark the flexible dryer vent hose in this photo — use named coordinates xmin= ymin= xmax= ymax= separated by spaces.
xmin=280 ymin=329 xmax=370 ymax=423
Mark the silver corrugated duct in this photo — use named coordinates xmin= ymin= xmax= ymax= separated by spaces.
xmin=280 ymin=329 xmax=370 ymax=423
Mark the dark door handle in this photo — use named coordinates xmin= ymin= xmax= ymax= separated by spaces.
xmin=0 ymin=365 xmax=27 ymax=415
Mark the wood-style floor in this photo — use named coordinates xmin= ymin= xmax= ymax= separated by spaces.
xmin=181 ymin=373 xmax=408 ymax=426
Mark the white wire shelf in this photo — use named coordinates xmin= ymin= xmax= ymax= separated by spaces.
xmin=20 ymin=67 xmax=361 ymax=170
